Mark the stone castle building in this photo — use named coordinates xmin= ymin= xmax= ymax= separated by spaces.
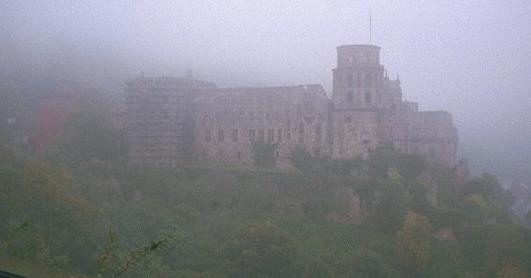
xmin=125 ymin=44 xmax=458 ymax=167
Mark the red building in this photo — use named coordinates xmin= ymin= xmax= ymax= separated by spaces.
xmin=33 ymin=83 xmax=97 ymax=153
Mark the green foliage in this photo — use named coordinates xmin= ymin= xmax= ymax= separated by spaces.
xmin=459 ymin=224 xmax=531 ymax=277
xmin=327 ymin=157 xmax=364 ymax=176
xmin=347 ymin=249 xmax=400 ymax=278
xmin=368 ymin=144 xmax=427 ymax=180
xmin=396 ymin=153 xmax=427 ymax=180
xmin=371 ymin=173 xmax=411 ymax=234
xmin=368 ymin=143 xmax=398 ymax=178
xmin=431 ymin=167 xmax=460 ymax=208
xmin=397 ymin=212 xmax=432 ymax=275
xmin=289 ymin=146 xmax=314 ymax=173
xmin=252 ymin=142 xmax=278 ymax=168
xmin=1 ymin=140 xmax=529 ymax=277
xmin=409 ymin=180 xmax=432 ymax=215
xmin=463 ymin=194 xmax=489 ymax=224
xmin=224 ymin=222 xmax=298 ymax=278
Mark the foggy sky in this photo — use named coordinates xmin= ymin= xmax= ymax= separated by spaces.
xmin=1 ymin=0 xmax=530 ymax=179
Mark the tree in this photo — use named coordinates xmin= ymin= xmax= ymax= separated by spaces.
xmin=252 ymin=142 xmax=278 ymax=168
xmin=347 ymin=249 xmax=400 ymax=278
xmin=463 ymin=194 xmax=489 ymax=225
xmin=289 ymin=146 xmax=314 ymax=172
xmin=396 ymin=153 xmax=426 ymax=180
xmin=224 ymin=222 xmax=297 ymax=278
xmin=368 ymin=143 xmax=399 ymax=178
xmin=409 ymin=180 xmax=432 ymax=215
xmin=483 ymin=225 xmax=529 ymax=277
xmin=397 ymin=212 xmax=432 ymax=275
xmin=371 ymin=172 xmax=411 ymax=233
xmin=496 ymin=261 xmax=529 ymax=278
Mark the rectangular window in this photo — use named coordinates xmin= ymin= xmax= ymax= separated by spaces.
xmin=365 ymin=92 xmax=372 ymax=104
xmin=267 ymin=129 xmax=274 ymax=143
xmin=232 ymin=129 xmax=238 ymax=142
xmin=277 ymin=130 xmax=282 ymax=142
xmin=218 ymin=129 xmax=225 ymax=142
xmin=205 ymin=129 xmax=211 ymax=142
xmin=347 ymin=74 xmax=353 ymax=87
xmin=258 ymin=129 xmax=265 ymax=142
xmin=315 ymin=123 xmax=322 ymax=143
xmin=366 ymin=73 xmax=372 ymax=88
xmin=249 ymin=129 xmax=256 ymax=142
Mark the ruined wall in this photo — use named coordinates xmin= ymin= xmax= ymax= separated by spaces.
xmin=331 ymin=110 xmax=381 ymax=159
xmin=408 ymin=111 xmax=458 ymax=166
xmin=194 ymin=85 xmax=330 ymax=167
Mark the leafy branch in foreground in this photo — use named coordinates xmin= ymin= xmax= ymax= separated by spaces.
xmin=0 ymin=221 xmax=30 ymax=254
xmin=112 ymin=236 xmax=173 ymax=278
xmin=96 ymin=227 xmax=176 ymax=278
xmin=96 ymin=227 xmax=118 ymax=276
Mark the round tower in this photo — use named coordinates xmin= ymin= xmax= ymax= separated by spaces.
xmin=332 ymin=44 xmax=385 ymax=110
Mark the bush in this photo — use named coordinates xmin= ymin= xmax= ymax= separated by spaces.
xmin=252 ymin=142 xmax=278 ymax=168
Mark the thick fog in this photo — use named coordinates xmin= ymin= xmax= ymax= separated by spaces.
xmin=1 ymin=0 xmax=530 ymax=181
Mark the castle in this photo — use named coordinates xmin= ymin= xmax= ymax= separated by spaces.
xmin=125 ymin=44 xmax=458 ymax=168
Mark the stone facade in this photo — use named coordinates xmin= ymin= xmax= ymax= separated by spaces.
xmin=124 ymin=44 xmax=458 ymax=167
xmin=330 ymin=44 xmax=457 ymax=165
xmin=194 ymin=85 xmax=331 ymax=168
xmin=124 ymin=77 xmax=215 ymax=165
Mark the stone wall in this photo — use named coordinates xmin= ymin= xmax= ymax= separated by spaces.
xmin=194 ymin=85 xmax=331 ymax=168
xmin=124 ymin=44 xmax=459 ymax=168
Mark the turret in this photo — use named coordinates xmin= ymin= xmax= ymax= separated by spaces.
xmin=332 ymin=44 xmax=385 ymax=110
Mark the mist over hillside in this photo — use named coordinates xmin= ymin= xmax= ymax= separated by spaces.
xmin=1 ymin=2 xmax=531 ymax=277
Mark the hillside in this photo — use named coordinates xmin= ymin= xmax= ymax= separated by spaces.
xmin=0 ymin=145 xmax=530 ymax=277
